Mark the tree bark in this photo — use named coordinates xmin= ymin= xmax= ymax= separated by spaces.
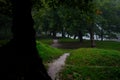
xmin=52 ymin=31 xmax=56 ymax=39
xmin=74 ymin=34 xmax=77 ymax=39
xmin=62 ymin=28 xmax=65 ymax=38
xmin=100 ymin=29 xmax=104 ymax=41
xmin=89 ymin=28 xmax=96 ymax=47
xmin=0 ymin=0 xmax=52 ymax=79
xmin=78 ymin=30 xmax=83 ymax=43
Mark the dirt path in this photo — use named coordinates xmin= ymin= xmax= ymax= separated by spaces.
xmin=47 ymin=53 xmax=70 ymax=80
xmin=51 ymin=39 xmax=82 ymax=49
xmin=51 ymin=39 xmax=61 ymax=48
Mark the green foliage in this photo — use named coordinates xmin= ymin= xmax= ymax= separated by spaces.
xmin=0 ymin=0 xmax=12 ymax=16
xmin=32 ymin=0 xmax=95 ymax=39
xmin=32 ymin=0 xmax=43 ymax=9
xmin=95 ymin=0 xmax=120 ymax=34
xmin=0 ymin=14 xmax=12 ymax=40
xmin=32 ymin=0 xmax=120 ymax=46
xmin=60 ymin=48 xmax=120 ymax=80
xmin=0 ymin=0 xmax=12 ymax=39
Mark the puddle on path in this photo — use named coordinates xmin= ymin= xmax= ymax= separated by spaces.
xmin=47 ymin=53 xmax=70 ymax=80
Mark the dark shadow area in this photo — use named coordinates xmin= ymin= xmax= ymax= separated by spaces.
xmin=0 ymin=0 xmax=51 ymax=80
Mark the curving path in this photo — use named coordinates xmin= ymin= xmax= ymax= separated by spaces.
xmin=47 ymin=53 xmax=70 ymax=80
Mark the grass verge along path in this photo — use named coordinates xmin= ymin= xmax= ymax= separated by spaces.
xmin=36 ymin=41 xmax=63 ymax=64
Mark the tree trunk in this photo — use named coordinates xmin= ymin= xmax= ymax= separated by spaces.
xmin=45 ymin=31 xmax=48 ymax=37
xmin=89 ymin=28 xmax=96 ymax=47
xmin=78 ymin=31 xmax=83 ymax=43
xmin=0 ymin=0 xmax=52 ymax=79
xmin=67 ymin=34 xmax=70 ymax=38
xmin=100 ymin=29 xmax=104 ymax=41
xmin=52 ymin=31 xmax=56 ymax=39
xmin=62 ymin=29 xmax=65 ymax=38
xmin=95 ymin=33 xmax=98 ymax=40
xmin=48 ymin=31 xmax=52 ymax=37
xmin=74 ymin=34 xmax=77 ymax=39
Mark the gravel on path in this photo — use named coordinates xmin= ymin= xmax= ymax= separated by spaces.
xmin=47 ymin=53 xmax=70 ymax=80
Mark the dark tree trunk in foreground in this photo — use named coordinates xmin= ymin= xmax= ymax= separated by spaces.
xmin=0 ymin=0 xmax=51 ymax=80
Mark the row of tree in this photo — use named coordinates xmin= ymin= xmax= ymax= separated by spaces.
xmin=0 ymin=0 xmax=120 ymax=47
xmin=32 ymin=0 xmax=96 ymax=47
xmin=32 ymin=0 xmax=120 ymax=47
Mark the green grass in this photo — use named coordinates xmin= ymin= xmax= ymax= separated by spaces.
xmin=37 ymin=38 xmax=53 ymax=45
xmin=60 ymin=48 xmax=120 ymax=80
xmin=59 ymin=38 xmax=120 ymax=51
xmin=96 ymin=41 xmax=120 ymax=51
xmin=36 ymin=41 xmax=63 ymax=63
xmin=59 ymin=38 xmax=79 ymax=43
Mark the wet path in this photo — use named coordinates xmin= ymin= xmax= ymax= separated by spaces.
xmin=51 ymin=39 xmax=82 ymax=49
xmin=51 ymin=39 xmax=61 ymax=48
xmin=47 ymin=53 xmax=70 ymax=80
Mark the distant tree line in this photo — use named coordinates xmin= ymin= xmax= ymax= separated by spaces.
xmin=33 ymin=0 xmax=120 ymax=47
xmin=0 ymin=0 xmax=120 ymax=47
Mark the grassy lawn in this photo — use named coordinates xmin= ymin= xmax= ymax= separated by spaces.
xmin=36 ymin=38 xmax=120 ymax=80
xmin=59 ymin=38 xmax=120 ymax=51
xmin=37 ymin=38 xmax=53 ymax=45
xmin=59 ymin=38 xmax=80 ymax=43
xmin=60 ymin=48 xmax=120 ymax=80
xmin=36 ymin=41 xmax=63 ymax=63
xmin=96 ymin=41 xmax=120 ymax=51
